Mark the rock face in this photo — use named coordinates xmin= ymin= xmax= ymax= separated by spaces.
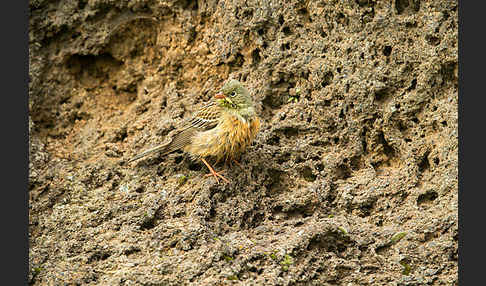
xmin=29 ymin=0 xmax=457 ymax=285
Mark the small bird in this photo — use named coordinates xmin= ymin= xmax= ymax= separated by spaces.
xmin=128 ymin=79 xmax=261 ymax=183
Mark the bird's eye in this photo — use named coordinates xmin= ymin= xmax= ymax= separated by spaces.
xmin=230 ymin=91 xmax=236 ymax=97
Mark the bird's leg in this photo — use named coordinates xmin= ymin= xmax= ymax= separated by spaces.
xmin=201 ymin=158 xmax=230 ymax=183
xmin=231 ymin=158 xmax=243 ymax=169
xmin=224 ymin=156 xmax=243 ymax=169
xmin=224 ymin=157 xmax=233 ymax=169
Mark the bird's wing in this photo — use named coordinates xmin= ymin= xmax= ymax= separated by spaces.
xmin=159 ymin=101 xmax=221 ymax=155
xmin=128 ymin=102 xmax=222 ymax=161
xmin=185 ymin=101 xmax=222 ymax=131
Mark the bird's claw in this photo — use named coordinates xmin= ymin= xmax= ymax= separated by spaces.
xmin=205 ymin=169 xmax=229 ymax=183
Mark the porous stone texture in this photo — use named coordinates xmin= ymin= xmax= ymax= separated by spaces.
xmin=29 ymin=0 xmax=457 ymax=285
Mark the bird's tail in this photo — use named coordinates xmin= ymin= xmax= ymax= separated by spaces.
xmin=128 ymin=128 xmax=195 ymax=163
xmin=127 ymin=143 xmax=170 ymax=163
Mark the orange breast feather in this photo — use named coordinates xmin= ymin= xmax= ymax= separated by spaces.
xmin=187 ymin=115 xmax=260 ymax=161
xmin=218 ymin=115 xmax=260 ymax=161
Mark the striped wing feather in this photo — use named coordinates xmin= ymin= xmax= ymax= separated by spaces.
xmin=187 ymin=101 xmax=221 ymax=130
xmin=158 ymin=101 xmax=222 ymax=154
xmin=128 ymin=101 xmax=222 ymax=162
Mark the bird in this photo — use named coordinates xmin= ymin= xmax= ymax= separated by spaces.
xmin=128 ymin=79 xmax=261 ymax=183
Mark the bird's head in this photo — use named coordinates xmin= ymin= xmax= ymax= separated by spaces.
xmin=214 ymin=79 xmax=254 ymax=112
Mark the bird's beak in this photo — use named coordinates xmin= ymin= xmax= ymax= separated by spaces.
xmin=214 ymin=92 xmax=225 ymax=99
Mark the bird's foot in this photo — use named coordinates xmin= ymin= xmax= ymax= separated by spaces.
xmin=204 ymin=169 xmax=229 ymax=183
xmin=201 ymin=158 xmax=230 ymax=184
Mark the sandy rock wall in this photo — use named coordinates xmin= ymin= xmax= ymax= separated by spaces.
xmin=29 ymin=0 xmax=457 ymax=285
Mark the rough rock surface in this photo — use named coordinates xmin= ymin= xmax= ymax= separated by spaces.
xmin=29 ymin=0 xmax=458 ymax=285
